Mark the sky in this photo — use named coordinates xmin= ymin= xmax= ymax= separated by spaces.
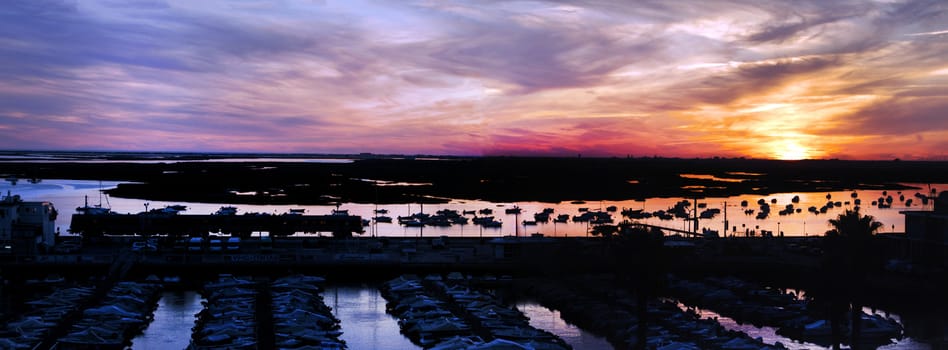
xmin=1 ymin=0 xmax=947 ymax=160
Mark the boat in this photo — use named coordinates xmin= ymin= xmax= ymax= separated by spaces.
xmin=374 ymin=216 xmax=393 ymax=223
xmin=482 ymin=220 xmax=502 ymax=228
xmin=533 ymin=212 xmax=550 ymax=222
xmin=402 ymin=219 xmax=424 ymax=227
xmin=505 ymin=206 xmax=522 ymax=214
xmin=214 ymin=206 xmax=238 ymax=215
xmin=859 ymin=314 xmax=902 ymax=339
xmin=699 ymin=208 xmax=720 ymax=219
xmin=621 ymin=208 xmax=645 ymax=218
xmin=76 ymin=195 xmax=112 ymax=215
xmin=166 ymin=204 xmax=187 ymax=212
xmin=472 ymin=216 xmax=495 ymax=225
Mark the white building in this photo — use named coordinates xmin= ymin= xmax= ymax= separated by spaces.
xmin=0 ymin=191 xmax=57 ymax=254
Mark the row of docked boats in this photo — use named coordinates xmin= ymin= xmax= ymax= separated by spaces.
xmin=397 ymin=209 xmax=473 ymax=227
xmin=57 ymin=281 xmax=163 ymax=349
xmin=0 ymin=283 xmax=96 ymax=349
xmin=381 ymin=275 xmax=474 ymax=347
xmin=666 ymin=276 xmax=903 ymax=347
xmin=515 ymin=277 xmax=787 ymax=349
xmin=189 ymin=274 xmax=345 ymax=350
xmin=190 ymin=275 xmax=259 ymax=349
xmin=270 ymin=275 xmax=345 ymax=349
xmin=381 ymin=274 xmax=570 ymax=349
xmin=430 ymin=278 xmax=569 ymax=349
xmin=388 ymin=206 xmax=622 ymax=228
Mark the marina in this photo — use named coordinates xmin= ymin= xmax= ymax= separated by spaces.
xmin=2 ymin=179 xmax=939 ymax=239
xmin=3 ymin=0 xmax=948 ymax=343
xmin=1 ymin=158 xmax=947 ymax=349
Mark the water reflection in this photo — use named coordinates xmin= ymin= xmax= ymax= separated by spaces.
xmin=0 ymin=157 xmax=355 ymax=164
xmin=517 ymin=302 xmax=613 ymax=350
xmin=132 ymin=291 xmax=203 ymax=350
xmin=327 ymin=285 xmax=420 ymax=350
xmin=670 ymin=300 xmax=819 ymax=350
xmin=1 ymin=179 xmax=942 ymax=238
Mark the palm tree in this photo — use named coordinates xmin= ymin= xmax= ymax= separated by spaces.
xmin=825 ymin=209 xmax=884 ymax=349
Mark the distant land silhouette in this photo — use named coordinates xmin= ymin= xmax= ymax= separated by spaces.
xmin=1 ymin=151 xmax=945 ymax=205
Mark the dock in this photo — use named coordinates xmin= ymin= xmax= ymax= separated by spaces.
xmin=69 ymin=212 xmax=365 ymax=238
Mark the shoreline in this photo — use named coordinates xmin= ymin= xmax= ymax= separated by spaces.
xmin=1 ymin=157 xmax=945 ymax=205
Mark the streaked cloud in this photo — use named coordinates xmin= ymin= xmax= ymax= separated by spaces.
xmin=0 ymin=0 xmax=946 ymax=159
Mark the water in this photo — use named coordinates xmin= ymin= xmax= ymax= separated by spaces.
xmin=76 ymin=284 xmax=947 ymax=350
xmin=326 ymin=286 xmax=420 ymax=349
xmin=128 ymin=286 xmax=607 ymax=350
xmin=2 ymin=179 xmax=941 ymax=237
xmin=673 ymin=300 xmax=931 ymax=349
xmin=0 ymin=157 xmax=355 ymax=164
xmin=517 ymin=302 xmax=613 ymax=350
xmin=131 ymin=291 xmax=203 ymax=350
xmin=670 ymin=300 xmax=820 ymax=350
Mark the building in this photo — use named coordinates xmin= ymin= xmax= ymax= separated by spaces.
xmin=0 ymin=191 xmax=57 ymax=254
xmin=893 ymin=191 xmax=948 ymax=268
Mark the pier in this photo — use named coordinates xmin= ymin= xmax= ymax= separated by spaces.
xmin=0 ymin=235 xmax=826 ymax=278
xmin=69 ymin=212 xmax=365 ymax=238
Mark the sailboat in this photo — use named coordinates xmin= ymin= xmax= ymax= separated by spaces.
xmin=76 ymin=182 xmax=112 ymax=215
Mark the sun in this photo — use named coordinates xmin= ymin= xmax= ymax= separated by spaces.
xmin=771 ymin=140 xmax=811 ymax=160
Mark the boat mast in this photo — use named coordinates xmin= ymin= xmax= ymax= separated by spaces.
xmin=723 ymin=201 xmax=728 ymax=237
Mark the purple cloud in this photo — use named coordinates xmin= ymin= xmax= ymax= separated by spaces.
xmin=0 ymin=0 xmax=945 ymax=159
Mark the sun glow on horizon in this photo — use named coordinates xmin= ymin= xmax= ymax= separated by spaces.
xmin=771 ymin=139 xmax=813 ymax=160
xmin=0 ymin=1 xmax=945 ymax=159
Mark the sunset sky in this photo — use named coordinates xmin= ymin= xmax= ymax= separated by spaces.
xmin=1 ymin=0 xmax=946 ymax=160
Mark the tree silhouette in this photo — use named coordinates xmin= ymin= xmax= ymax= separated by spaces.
xmin=824 ymin=209 xmax=884 ymax=349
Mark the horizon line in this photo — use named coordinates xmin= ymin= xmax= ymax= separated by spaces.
xmin=1 ymin=149 xmax=946 ymax=162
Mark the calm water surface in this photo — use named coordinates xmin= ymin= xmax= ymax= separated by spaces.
xmin=326 ymin=286 xmax=420 ymax=349
xmin=517 ymin=302 xmax=613 ymax=350
xmin=132 ymin=291 xmax=203 ymax=350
